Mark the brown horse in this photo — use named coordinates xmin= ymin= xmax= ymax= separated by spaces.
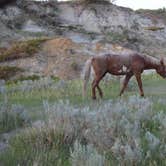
xmin=82 ymin=53 xmax=166 ymax=99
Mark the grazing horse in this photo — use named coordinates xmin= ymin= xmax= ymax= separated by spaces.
xmin=82 ymin=53 xmax=166 ymax=99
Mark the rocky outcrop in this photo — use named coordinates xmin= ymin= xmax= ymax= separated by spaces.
xmin=0 ymin=37 xmax=136 ymax=80
xmin=0 ymin=0 xmax=166 ymax=56
xmin=57 ymin=2 xmax=166 ymax=55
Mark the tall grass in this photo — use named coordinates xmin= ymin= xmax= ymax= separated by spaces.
xmin=0 ymin=104 xmax=30 ymax=134
xmin=0 ymin=74 xmax=165 ymax=165
xmin=0 ymin=96 xmax=166 ymax=166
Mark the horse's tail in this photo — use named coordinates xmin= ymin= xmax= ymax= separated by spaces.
xmin=82 ymin=58 xmax=93 ymax=98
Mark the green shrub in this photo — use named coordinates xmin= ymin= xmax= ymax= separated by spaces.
xmin=0 ymin=66 xmax=23 ymax=80
xmin=6 ymin=75 xmax=41 ymax=84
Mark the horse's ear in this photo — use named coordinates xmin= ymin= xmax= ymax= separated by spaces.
xmin=160 ymin=58 xmax=164 ymax=65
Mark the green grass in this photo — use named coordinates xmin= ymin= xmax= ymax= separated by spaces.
xmin=0 ymin=74 xmax=165 ymax=120
xmin=0 ymin=109 xmax=28 ymax=134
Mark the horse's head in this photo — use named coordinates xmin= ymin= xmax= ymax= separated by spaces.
xmin=156 ymin=58 xmax=166 ymax=78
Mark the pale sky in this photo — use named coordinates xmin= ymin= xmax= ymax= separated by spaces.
xmin=114 ymin=0 xmax=166 ymax=10
xmin=35 ymin=0 xmax=166 ymax=10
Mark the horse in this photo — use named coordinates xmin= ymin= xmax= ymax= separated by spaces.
xmin=82 ymin=53 xmax=166 ymax=99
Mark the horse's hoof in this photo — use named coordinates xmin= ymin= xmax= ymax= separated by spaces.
xmin=140 ymin=94 xmax=145 ymax=97
xmin=92 ymin=97 xmax=96 ymax=100
xmin=119 ymin=93 xmax=123 ymax=97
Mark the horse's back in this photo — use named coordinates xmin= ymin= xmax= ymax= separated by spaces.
xmin=92 ymin=53 xmax=146 ymax=73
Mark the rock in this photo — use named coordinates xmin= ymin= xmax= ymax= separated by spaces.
xmin=0 ymin=6 xmax=23 ymax=28
xmin=22 ymin=20 xmax=47 ymax=33
xmin=57 ymin=2 xmax=166 ymax=55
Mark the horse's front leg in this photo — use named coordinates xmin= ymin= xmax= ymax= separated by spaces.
xmin=134 ymin=73 xmax=144 ymax=97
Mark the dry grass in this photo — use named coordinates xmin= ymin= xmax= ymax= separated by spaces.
xmin=0 ymin=38 xmax=47 ymax=62
xmin=144 ymin=26 xmax=164 ymax=31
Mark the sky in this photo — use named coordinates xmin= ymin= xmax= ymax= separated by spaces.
xmin=35 ymin=0 xmax=166 ymax=10
xmin=114 ymin=0 xmax=166 ymax=10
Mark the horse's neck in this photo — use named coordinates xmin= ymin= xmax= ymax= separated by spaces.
xmin=144 ymin=55 xmax=160 ymax=70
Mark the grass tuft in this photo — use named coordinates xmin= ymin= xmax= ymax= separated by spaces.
xmin=0 ymin=66 xmax=23 ymax=80
xmin=0 ymin=38 xmax=48 ymax=62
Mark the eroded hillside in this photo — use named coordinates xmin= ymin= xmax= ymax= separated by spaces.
xmin=0 ymin=0 xmax=166 ymax=79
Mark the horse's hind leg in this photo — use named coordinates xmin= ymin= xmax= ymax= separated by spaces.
xmin=92 ymin=75 xmax=105 ymax=99
xmin=119 ymin=72 xmax=133 ymax=96
xmin=92 ymin=79 xmax=97 ymax=100
xmin=96 ymin=72 xmax=106 ymax=98
xmin=97 ymin=85 xmax=103 ymax=98
xmin=134 ymin=73 xmax=144 ymax=97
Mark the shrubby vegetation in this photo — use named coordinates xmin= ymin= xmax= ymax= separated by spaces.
xmin=0 ymin=38 xmax=48 ymax=80
xmin=0 ymin=75 xmax=165 ymax=165
xmin=0 ymin=66 xmax=23 ymax=80
xmin=0 ymin=96 xmax=165 ymax=165
xmin=0 ymin=103 xmax=30 ymax=134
